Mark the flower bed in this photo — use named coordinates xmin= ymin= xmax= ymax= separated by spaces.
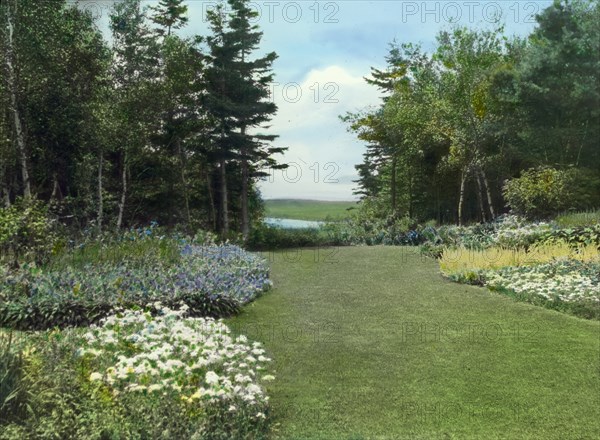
xmin=430 ymin=215 xmax=600 ymax=319
xmin=486 ymin=264 xmax=600 ymax=303
xmin=0 ymin=244 xmax=272 ymax=330
xmin=79 ymin=304 xmax=274 ymax=437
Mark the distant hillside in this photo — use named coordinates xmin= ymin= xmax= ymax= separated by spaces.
xmin=264 ymin=199 xmax=357 ymax=221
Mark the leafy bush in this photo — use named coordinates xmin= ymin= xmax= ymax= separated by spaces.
xmin=1 ymin=329 xmax=146 ymax=439
xmin=0 ymin=331 xmax=27 ymax=425
xmin=0 ymin=244 xmax=270 ymax=330
xmin=539 ymin=224 xmax=600 ymax=249
xmin=0 ymin=198 xmax=62 ymax=266
xmin=247 ymin=224 xmax=329 ymax=250
xmin=555 ymin=209 xmax=600 ymax=227
xmin=317 ymin=215 xmax=427 ymax=247
xmin=503 ymin=167 xmax=600 ymax=220
xmin=51 ymin=228 xmax=182 ymax=270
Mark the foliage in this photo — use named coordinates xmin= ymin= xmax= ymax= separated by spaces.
xmin=50 ymin=222 xmax=182 ymax=269
xmin=485 ymin=260 xmax=600 ymax=319
xmin=346 ymin=0 xmax=600 ymax=226
xmin=555 ymin=209 xmax=600 ymax=227
xmin=503 ymin=167 xmax=600 ymax=219
xmin=440 ymin=242 xmax=599 ymax=275
xmin=515 ymin=0 xmax=600 ymax=170
xmin=490 ymin=215 xmax=552 ymax=248
xmin=80 ymin=304 xmax=273 ymax=438
xmin=0 ymin=311 xmax=273 ymax=439
xmin=0 ymin=0 xmax=284 ymax=238
xmin=539 ymin=224 xmax=600 ymax=248
xmin=0 ymin=243 xmax=271 ymax=330
xmin=0 ymin=198 xmax=61 ymax=266
xmin=246 ymin=224 xmax=326 ymax=250
xmin=0 ymin=330 xmax=136 ymax=439
xmin=0 ymin=331 xmax=27 ymax=424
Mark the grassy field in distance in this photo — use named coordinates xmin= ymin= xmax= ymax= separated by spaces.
xmin=264 ymin=199 xmax=357 ymax=221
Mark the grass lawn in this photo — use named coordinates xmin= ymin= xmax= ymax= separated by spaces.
xmin=227 ymin=246 xmax=600 ymax=439
xmin=264 ymin=199 xmax=357 ymax=221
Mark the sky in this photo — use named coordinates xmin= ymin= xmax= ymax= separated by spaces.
xmin=77 ymin=0 xmax=553 ymax=201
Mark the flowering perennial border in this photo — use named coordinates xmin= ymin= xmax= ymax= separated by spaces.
xmin=81 ymin=304 xmax=274 ymax=420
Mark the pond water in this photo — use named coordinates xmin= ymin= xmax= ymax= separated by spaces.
xmin=263 ymin=217 xmax=324 ymax=229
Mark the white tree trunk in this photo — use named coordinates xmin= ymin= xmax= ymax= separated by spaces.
xmin=117 ymin=156 xmax=127 ymax=229
xmin=5 ymin=0 xmax=31 ymax=198
xmin=458 ymin=168 xmax=467 ymax=226
xmin=220 ymin=158 xmax=229 ymax=236
xmin=475 ymin=171 xmax=486 ymax=223
xmin=240 ymin=126 xmax=249 ymax=241
xmin=97 ymin=151 xmax=103 ymax=231
xmin=480 ymin=167 xmax=496 ymax=220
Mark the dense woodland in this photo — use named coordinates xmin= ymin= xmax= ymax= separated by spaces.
xmin=346 ymin=0 xmax=599 ymax=224
xmin=1 ymin=0 xmax=599 ymax=242
xmin=0 ymin=0 xmax=285 ymax=238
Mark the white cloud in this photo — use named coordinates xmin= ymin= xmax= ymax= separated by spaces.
xmin=259 ymin=64 xmax=380 ymax=200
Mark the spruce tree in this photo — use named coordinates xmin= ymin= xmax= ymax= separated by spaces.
xmin=149 ymin=0 xmax=188 ymax=37
xmin=227 ymin=0 xmax=284 ymax=239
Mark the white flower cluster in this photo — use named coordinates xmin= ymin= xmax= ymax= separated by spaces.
xmin=80 ymin=303 xmax=273 ymax=412
xmin=492 ymin=215 xmax=551 ymax=248
xmin=486 ymin=270 xmax=600 ymax=303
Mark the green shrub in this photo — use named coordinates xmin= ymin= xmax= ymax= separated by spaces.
xmin=0 ymin=330 xmax=136 ymax=439
xmin=0 ymin=198 xmax=62 ymax=266
xmin=0 ymin=331 xmax=27 ymax=425
xmin=539 ymin=224 xmax=600 ymax=249
xmin=247 ymin=224 xmax=328 ymax=250
xmin=555 ymin=209 xmax=600 ymax=227
xmin=51 ymin=235 xmax=182 ymax=271
xmin=503 ymin=167 xmax=600 ymax=220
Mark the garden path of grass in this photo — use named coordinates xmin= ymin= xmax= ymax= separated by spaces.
xmin=226 ymin=246 xmax=599 ymax=440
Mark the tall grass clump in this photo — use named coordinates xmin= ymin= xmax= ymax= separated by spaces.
xmin=555 ymin=209 xmax=600 ymax=227
xmin=0 ymin=331 xmax=28 ymax=424
xmin=440 ymin=242 xmax=600 ymax=276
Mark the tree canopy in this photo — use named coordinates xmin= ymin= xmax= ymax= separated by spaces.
xmin=345 ymin=0 xmax=600 ymax=223
xmin=0 ymin=0 xmax=284 ymax=236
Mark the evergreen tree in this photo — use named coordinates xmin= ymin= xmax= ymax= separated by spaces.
xmin=204 ymin=2 xmax=238 ymax=236
xmin=150 ymin=0 xmax=188 ymax=37
xmin=204 ymin=0 xmax=284 ymax=238
xmin=228 ymin=0 xmax=283 ymax=240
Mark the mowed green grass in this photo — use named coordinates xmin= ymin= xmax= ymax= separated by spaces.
xmin=264 ymin=199 xmax=357 ymax=221
xmin=227 ymin=246 xmax=600 ymax=439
